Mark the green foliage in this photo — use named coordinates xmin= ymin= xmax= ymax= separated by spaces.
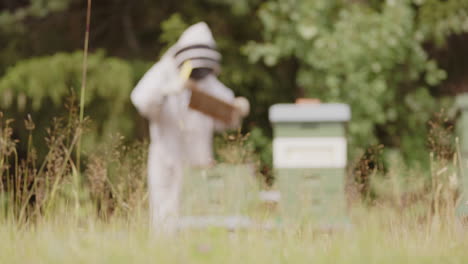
xmin=0 ymin=51 xmax=137 ymax=155
xmin=0 ymin=0 xmax=72 ymax=76
xmin=0 ymin=0 xmax=71 ymax=33
xmin=159 ymin=13 xmax=189 ymax=47
xmin=205 ymin=0 xmax=263 ymax=16
xmin=0 ymin=51 xmax=131 ymax=109
xmin=417 ymin=0 xmax=468 ymax=45
xmin=246 ymin=127 xmax=272 ymax=170
xmin=246 ymin=0 xmax=467 ymax=164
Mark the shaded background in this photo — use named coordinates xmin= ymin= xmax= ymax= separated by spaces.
xmin=1 ymin=0 xmax=468 ymax=171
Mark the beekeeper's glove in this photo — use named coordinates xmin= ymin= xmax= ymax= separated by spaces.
xmin=233 ymin=96 xmax=250 ymax=117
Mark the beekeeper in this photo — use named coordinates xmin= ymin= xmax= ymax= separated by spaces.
xmin=131 ymin=22 xmax=249 ymax=231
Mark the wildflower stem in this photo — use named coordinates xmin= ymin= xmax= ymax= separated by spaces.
xmin=77 ymin=0 xmax=92 ymax=170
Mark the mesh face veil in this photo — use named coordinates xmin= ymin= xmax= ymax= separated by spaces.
xmin=173 ymin=23 xmax=221 ymax=75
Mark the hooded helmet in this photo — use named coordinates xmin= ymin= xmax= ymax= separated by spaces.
xmin=173 ymin=22 xmax=221 ymax=76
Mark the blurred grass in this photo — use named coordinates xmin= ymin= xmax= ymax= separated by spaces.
xmin=1 ymin=209 xmax=467 ymax=263
xmin=1 ymin=108 xmax=468 ymax=263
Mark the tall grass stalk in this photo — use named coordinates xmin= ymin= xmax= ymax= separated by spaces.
xmin=76 ymin=0 xmax=92 ymax=170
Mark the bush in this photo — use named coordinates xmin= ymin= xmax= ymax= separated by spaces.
xmin=0 ymin=51 xmax=140 ymax=158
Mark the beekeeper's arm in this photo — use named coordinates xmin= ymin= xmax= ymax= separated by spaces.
xmin=131 ymin=55 xmax=184 ymax=121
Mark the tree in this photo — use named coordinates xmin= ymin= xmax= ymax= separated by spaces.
xmin=246 ymin=0 xmax=468 ymax=164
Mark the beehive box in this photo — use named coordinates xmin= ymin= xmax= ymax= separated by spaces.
xmin=180 ymin=163 xmax=259 ymax=218
xmin=454 ymin=94 xmax=468 ymax=217
xmin=269 ymin=103 xmax=351 ymax=225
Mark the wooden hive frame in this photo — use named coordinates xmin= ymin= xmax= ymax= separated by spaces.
xmin=186 ymin=81 xmax=239 ymax=125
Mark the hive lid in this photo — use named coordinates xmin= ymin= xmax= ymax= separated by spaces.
xmin=269 ymin=103 xmax=351 ymax=122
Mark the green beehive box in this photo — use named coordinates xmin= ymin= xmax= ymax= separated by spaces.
xmin=454 ymin=94 xmax=468 ymax=217
xmin=180 ymin=164 xmax=259 ymax=217
xmin=269 ymin=103 xmax=351 ymax=226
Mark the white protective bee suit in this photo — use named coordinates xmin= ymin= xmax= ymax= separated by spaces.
xmin=131 ymin=22 xmax=249 ymax=231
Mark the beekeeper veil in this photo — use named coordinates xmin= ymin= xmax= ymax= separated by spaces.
xmin=173 ymin=22 xmax=222 ymax=80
